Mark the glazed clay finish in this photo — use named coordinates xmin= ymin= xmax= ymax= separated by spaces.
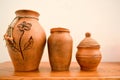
xmin=48 ymin=28 xmax=73 ymax=71
xmin=4 ymin=9 xmax=46 ymax=71
xmin=76 ymin=32 xmax=102 ymax=71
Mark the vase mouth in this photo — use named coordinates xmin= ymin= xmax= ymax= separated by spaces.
xmin=15 ymin=9 xmax=40 ymax=17
xmin=50 ymin=27 xmax=70 ymax=33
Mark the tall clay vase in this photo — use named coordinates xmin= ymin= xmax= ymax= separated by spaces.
xmin=4 ymin=9 xmax=46 ymax=71
xmin=48 ymin=27 xmax=73 ymax=71
xmin=76 ymin=32 xmax=102 ymax=71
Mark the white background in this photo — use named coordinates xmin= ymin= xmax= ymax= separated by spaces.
xmin=0 ymin=0 xmax=120 ymax=62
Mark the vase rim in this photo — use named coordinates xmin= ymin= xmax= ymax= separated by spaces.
xmin=15 ymin=9 xmax=40 ymax=17
xmin=50 ymin=27 xmax=70 ymax=33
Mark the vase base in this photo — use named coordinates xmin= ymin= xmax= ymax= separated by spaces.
xmin=15 ymin=68 xmax=39 ymax=72
xmin=80 ymin=67 xmax=97 ymax=71
xmin=51 ymin=67 xmax=69 ymax=72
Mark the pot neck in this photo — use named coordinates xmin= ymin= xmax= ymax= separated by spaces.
xmin=15 ymin=10 xmax=39 ymax=20
xmin=50 ymin=27 xmax=70 ymax=33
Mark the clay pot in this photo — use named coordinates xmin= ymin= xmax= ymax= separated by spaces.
xmin=4 ymin=9 xmax=46 ymax=71
xmin=48 ymin=27 xmax=73 ymax=71
xmin=76 ymin=32 xmax=102 ymax=71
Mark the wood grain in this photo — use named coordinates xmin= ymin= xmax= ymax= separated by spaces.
xmin=0 ymin=62 xmax=120 ymax=80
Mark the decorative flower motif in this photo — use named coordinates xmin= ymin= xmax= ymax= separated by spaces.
xmin=17 ymin=21 xmax=32 ymax=31
xmin=16 ymin=21 xmax=32 ymax=59
xmin=5 ymin=20 xmax=33 ymax=60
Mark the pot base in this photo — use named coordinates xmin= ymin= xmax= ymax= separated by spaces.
xmin=51 ymin=67 xmax=69 ymax=71
xmin=15 ymin=68 xmax=39 ymax=72
xmin=80 ymin=67 xmax=97 ymax=71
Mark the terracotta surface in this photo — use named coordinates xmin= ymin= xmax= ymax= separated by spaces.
xmin=48 ymin=28 xmax=73 ymax=71
xmin=0 ymin=62 xmax=120 ymax=80
xmin=4 ymin=9 xmax=46 ymax=71
xmin=76 ymin=32 xmax=102 ymax=71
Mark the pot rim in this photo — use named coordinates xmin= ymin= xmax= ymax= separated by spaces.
xmin=15 ymin=9 xmax=40 ymax=17
xmin=50 ymin=27 xmax=70 ymax=33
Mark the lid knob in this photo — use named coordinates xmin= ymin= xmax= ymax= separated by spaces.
xmin=85 ymin=32 xmax=91 ymax=37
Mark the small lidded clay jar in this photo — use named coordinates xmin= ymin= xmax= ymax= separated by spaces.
xmin=76 ymin=32 xmax=102 ymax=71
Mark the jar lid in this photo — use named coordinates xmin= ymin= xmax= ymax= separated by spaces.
xmin=50 ymin=27 xmax=70 ymax=33
xmin=77 ymin=32 xmax=100 ymax=48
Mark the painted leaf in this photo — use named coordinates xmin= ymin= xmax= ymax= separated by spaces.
xmin=23 ymin=36 xmax=33 ymax=51
xmin=8 ymin=39 xmax=20 ymax=52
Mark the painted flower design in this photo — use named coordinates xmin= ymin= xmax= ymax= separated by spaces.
xmin=16 ymin=21 xmax=33 ymax=60
xmin=17 ymin=21 xmax=32 ymax=31
xmin=5 ymin=20 xmax=33 ymax=60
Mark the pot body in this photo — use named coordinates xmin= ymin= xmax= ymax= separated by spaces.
xmin=4 ymin=10 xmax=46 ymax=71
xmin=76 ymin=48 xmax=102 ymax=71
xmin=48 ymin=28 xmax=73 ymax=71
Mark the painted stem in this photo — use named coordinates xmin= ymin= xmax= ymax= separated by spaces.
xmin=19 ymin=31 xmax=24 ymax=60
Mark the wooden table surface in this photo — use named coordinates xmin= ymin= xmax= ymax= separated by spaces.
xmin=0 ymin=62 xmax=120 ymax=80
